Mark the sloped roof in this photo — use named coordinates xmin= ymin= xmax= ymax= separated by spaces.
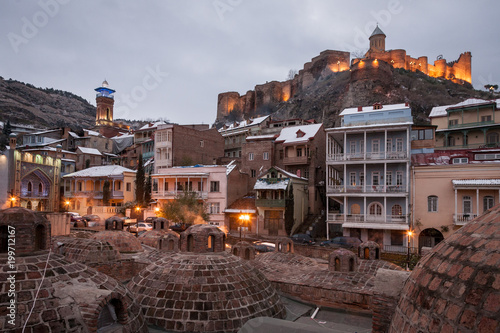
xmin=370 ymin=25 xmax=386 ymax=38
xmin=429 ymin=98 xmax=500 ymax=117
xmin=341 ymin=103 xmax=409 ymax=115
xmin=452 ymin=179 xmax=500 ymax=186
xmin=219 ymin=115 xmax=270 ymax=132
xmin=275 ymin=123 xmax=323 ymax=145
xmin=76 ymin=147 xmax=102 ymax=156
xmin=63 ymin=165 xmax=135 ymax=178
xmin=137 ymin=121 xmax=168 ymax=131
xmin=254 ymin=178 xmax=290 ymax=190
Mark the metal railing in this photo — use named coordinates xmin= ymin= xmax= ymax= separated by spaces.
xmin=327 ymin=151 xmax=408 ymax=162
xmin=327 ymin=213 xmax=408 ymax=224
xmin=454 ymin=213 xmax=477 ymax=225
xmin=327 ymin=185 xmax=406 ymax=194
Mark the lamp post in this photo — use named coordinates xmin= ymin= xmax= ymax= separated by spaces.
xmin=135 ymin=206 xmax=141 ymax=237
xmin=407 ymin=230 xmax=413 ymax=270
xmin=239 ymin=214 xmax=250 ymax=242
xmin=65 ymin=200 xmax=70 ymax=212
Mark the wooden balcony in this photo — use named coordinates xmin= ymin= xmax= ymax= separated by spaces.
xmin=255 ymin=199 xmax=286 ymax=208
xmin=283 ymin=155 xmax=310 ymax=165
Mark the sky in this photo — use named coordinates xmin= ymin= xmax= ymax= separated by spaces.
xmin=1 ymin=0 xmax=499 ymax=126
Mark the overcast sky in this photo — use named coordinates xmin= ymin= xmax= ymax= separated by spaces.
xmin=2 ymin=0 xmax=499 ymax=125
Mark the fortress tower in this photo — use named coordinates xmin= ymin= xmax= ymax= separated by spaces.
xmin=95 ymin=80 xmax=115 ymax=126
xmin=369 ymin=25 xmax=386 ymax=52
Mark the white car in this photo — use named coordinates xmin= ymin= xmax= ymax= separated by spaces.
xmin=128 ymin=222 xmax=153 ymax=233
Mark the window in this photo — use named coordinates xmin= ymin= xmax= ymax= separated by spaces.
xmin=209 ymin=202 xmax=220 ymax=214
xmin=263 ymin=152 xmax=269 ymax=160
xmin=248 ymin=153 xmax=254 ymax=161
xmin=396 ymin=138 xmax=403 ymax=152
xmin=428 ymin=196 xmax=438 ymax=212
xmin=463 ymin=196 xmax=472 ymax=214
xmin=386 ymin=138 xmax=392 ymax=152
xmin=372 ymin=140 xmax=380 ymax=153
xmin=392 ymin=204 xmax=402 ymax=216
xmin=251 ymin=169 xmax=256 ymax=178
xmin=391 ymin=230 xmax=404 ymax=246
xmin=369 ymin=202 xmax=382 ymax=215
xmin=210 ymin=181 xmax=220 ymax=192
xmin=386 ymin=171 xmax=392 ymax=186
xmin=164 ymin=181 xmax=169 ymax=191
xmin=304 ymin=169 xmax=309 ymax=179
xmin=452 ymin=157 xmax=469 ymax=164
xmin=200 ymin=140 xmax=204 ymax=147
xmin=481 ymin=115 xmax=492 ymax=122
xmin=447 ymin=136 xmax=456 ymax=147
xmin=126 ymin=183 xmax=131 ymax=192
xmin=360 ymin=172 xmax=364 ymax=186
xmin=360 ymin=140 xmax=364 ymax=154
xmin=350 ymin=141 xmax=356 ymax=154
xmin=372 ymin=172 xmax=380 ymax=186
xmin=177 ymin=182 xmax=183 ymax=191
xmin=449 ymin=119 xmax=458 ymax=126
xmin=487 ymin=132 xmax=499 ymax=144
xmin=350 ymin=172 xmax=356 ymax=186
xmin=279 ymin=150 xmax=284 ymax=159
xmin=396 ymin=171 xmax=403 ymax=186
xmin=198 ymin=181 xmax=203 ymax=191
xmin=411 ymin=129 xmax=434 ymax=140
xmin=483 ymin=196 xmax=494 ymax=211
xmin=296 ymin=148 xmax=302 ymax=157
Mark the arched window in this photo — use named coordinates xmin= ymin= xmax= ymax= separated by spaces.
xmin=187 ymin=234 xmax=194 ymax=252
xmin=167 ymin=239 xmax=175 ymax=251
xmin=364 ymin=247 xmax=370 ymax=259
xmin=244 ymin=248 xmax=250 ymax=260
xmin=369 ymin=202 xmax=382 ymax=215
xmin=428 ymin=196 xmax=438 ymax=212
xmin=233 ymin=248 xmax=239 ymax=256
xmin=483 ymin=196 xmax=494 ymax=212
xmin=334 ymin=257 xmax=340 ymax=271
xmin=391 ymin=204 xmax=402 ymax=216
xmin=27 ymin=182 xmax=32 ymax=193
xmin=38 ymin=183 xmax=43 ymax=195
xmin=27 ymin=201 xmax=32 ymax=210
xmin=349 ymin=258 xmax=355 ymax=271
xmin=207 ymin=235 xmax=215 ymax=252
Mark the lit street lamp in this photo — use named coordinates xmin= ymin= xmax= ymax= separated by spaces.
xmin=239 ymin=214 xmax=250 ymax=242
xmin=407 ymin=230 xmax=413 ymax=270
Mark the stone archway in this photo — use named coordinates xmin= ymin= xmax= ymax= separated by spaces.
xmin=418 ymin=228 xmax=444 ymax=250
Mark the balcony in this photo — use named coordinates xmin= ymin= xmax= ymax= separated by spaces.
xmin=449 ymin=120 xmax=494 ymax=129
xmin=327 ymin=213 xmax=408 ymax=224
xmin=327 ymin=151 xmax=408 ymax=162
xmin=152 ymin=190 xmax=208 ymax=200
xmin=454 ymin=213 xmax=477 ymax=226
xmin=255 ymin=199 xmax=286 ymax=208
xmin=66 ymin=191 xmax=104 ymax=199
xmin=283 ymin=155 xmax=310 ymax=165
xmin=327 ymin=185 xmax=406 ymax=194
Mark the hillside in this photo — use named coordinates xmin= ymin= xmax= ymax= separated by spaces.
xmin=264 ymin=68 xmax=494 ymax=128
xmin=0 ymin=77 xmax=96 ymax=130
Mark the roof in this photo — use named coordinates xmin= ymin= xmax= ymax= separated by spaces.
xmin=254 ymin=178 xmax=290 ymax=190
xmin=84 ymin=129 xmax=101 ymax=137
xmin=275 ymin=123 xmax=323 ymax=145
xmin=23 ymin=146 xmax=76 ymax=154
xmin=246 ymin=134 xmax=277 ymax=141
xmin=226 ymin=160 xmax=237 ymax=175
xmin=341 ymin=103 xmax=409 ymax=115
xmin=76 ymin=147 xmax=102 ymax=156
xmin=370 ymin=25 xmax=386 ymax=38
xmin=219 ymin=115 xmax=270 ymax=132
xmin=452 ymin=179 xmax=500 ymax=186
xmin=68 ymin=131 xmax=80 ymax=138
xmin=63 ymin=165 xmax=136 ymax=178
xmin=137 ymin=121 xmax=168 ymax=131
xmin=429 ymin=98 xmax=500 ymax=117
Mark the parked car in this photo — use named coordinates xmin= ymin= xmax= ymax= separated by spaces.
xmin=68 ymin=212 xmax=82 ymax=227
xmin=252 ymin=241 xmax=275 ymax=253
xmin=169 ymin=223 xmax=189 ymax=233
xmin=129 ymin=222 xmax=153 ymax=233
xmin=82 ymin=214 xmax=102 ymax=227
xmin=320 ymin=236 xmax=362 ymax=249
xmin=291 ymin=233 xmax=315 ymax=245
xmin=145 ymin=216 xmax=157 ymax=223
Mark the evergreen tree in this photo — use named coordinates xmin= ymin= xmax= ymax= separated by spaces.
xmin=284 ymin=184 xmax=295 ymax=235
xmin=135 ymin=154 xmax=145 ymax=206
xmin=144 ymin=174 xmax=152 ymax=205
xmin=102 ymin=180 xmax=111 ymax=205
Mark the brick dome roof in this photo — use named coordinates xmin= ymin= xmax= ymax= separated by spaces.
xmin=138 ymin=229 xmax=180 ymax=251
xmin=0 ymin=252 xmax=147 ymax=332
xmin=51 ymin=236 xmax=121 ymax=264
xmin=91 ymin=230 xmax=143 ymax=253
xmin=127 ymin=224 xmax=285 ymax=332
xmin=255 ymin=251 xmax=319 ymax=267
xmin=389 ymin=205 xmax=500 ymax=333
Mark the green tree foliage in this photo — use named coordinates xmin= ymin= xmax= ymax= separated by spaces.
xmin=102 ymin=180 xmax=111 ymax=205
xmin=144 ymin=174 xmax=152 ymax=205
xmin=158 ymin=191 xmax=209 ymax=224
xmin=135 ymin=154 xmax=145 ymax=206
xmin=0 ymin=119 xmax=11 ymax=150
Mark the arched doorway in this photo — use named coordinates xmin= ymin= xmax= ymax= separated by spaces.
xmin=418 ymin=228 xmax=444 ymax=251
xmin=368 ymin=202 xmax=383 ymax=221
xmin=34 ymin=224 xmax=45 ymax=250
xmin=97 ymin=298 xmax=125 ymax=332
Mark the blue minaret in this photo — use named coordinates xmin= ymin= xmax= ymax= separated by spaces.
xmin=95 ymin=80 xmax=115 ymax=125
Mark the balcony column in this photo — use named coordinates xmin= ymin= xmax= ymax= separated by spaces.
xmin=384 ymin=129 xmax=387 ymax=159
xmin=384 ymin=196 xmax=387 ymax=222
xmin=455 ymin=188 xmax=458 ymax=222
xmin=363 ymin=131 xmax=367 ymax=159
xmin=112 ymin=179 xmax=116 ymax=193
xmin=363 ymin=196 xmax=367 ymax=222
xmin=344 ymin=132 xmax=347 ymax=160
xmin=476 ymin=189 xmax=479 ymax=217
xmin=92 ymin=180 xmax=96 ymax=191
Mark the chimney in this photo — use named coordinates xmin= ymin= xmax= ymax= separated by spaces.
xmin=9 ymin=134 xmax=16 ymax=150
xmin=405 ymin=102 xmax=409 ymax=107
xmin=357 ymin=106 xmax=363 ymax=112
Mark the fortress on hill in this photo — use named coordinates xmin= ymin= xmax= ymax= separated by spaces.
xmin=216 ymin=26 xmax=472 ymax=121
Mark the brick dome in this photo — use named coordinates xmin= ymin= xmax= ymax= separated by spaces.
xmin=389 ymin=205 xmax=500 ymax=333
xmin=0 ymin=207 xmax=51 ymax=255
xmin=359 ymin=240 xmax=381 ymax=260
xmin=127 ymin=224 xmax=285 ymax=332
xmin=91 ymin=230 xmax=143 ymax=253
xmin=232 ymin=241 xmax=255 ymax=260
xmin=138 ymin=230 xmax=180 ymax=251
xmin=329 ymin=248 xmax=359 ymax=272
xmin=51 ymin=236 xmax=121 ymax=264
xmin=0 ymin=252 xmax=147 ymax=332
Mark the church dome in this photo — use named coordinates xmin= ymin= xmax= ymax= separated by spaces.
xmin=128 ymin=224 xmax=285 ymax=332
xmin=389 ymin=204 xmax=500 ymax=332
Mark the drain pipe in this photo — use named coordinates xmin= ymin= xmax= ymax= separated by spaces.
xmin=310 ymin=307 xmax=320 ymax=319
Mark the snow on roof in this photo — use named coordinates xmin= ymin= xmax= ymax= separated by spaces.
xmin=219 ymin=115 xmax=270 ymax=132
xmin=452 ymin=179 xmax=500 ymax=186
xmin=137 ymin=121 xmax=167 ymax=131
xmin=246 ymin=134 xmax=277 ymax=141
xmin=272 ymin=166 xmax=308 ymax=181
xmin=429 ymin=99 xmax=500 ymax=118
xmin=69 ymin=131 xmax=80 ymax=138
xmin=111 ymin=133 xmax=134 ymax=140
xmin=23 ymin=146 xmax=75 ymax=154
xmin=84 ymin=129 xmax=101 ymax=137
xmin=77 ymin=147 xmax=102 ymax=156
xmin=28 ymin=129 xmax=60 ymax=136
xmin=226 ymin=160 xmax=236 ymax=175
xmin=275 ymin=123 xmax=322 ymax=144
xmin=341 ymin=103 xmax=409 ymax=115
xmin=224 ymin=209 xmax=256 ymax=213
xmin=63 ymin=165 xmax=136 ymax=178
xmin=253 ymin=178 xmax=290 ymax=190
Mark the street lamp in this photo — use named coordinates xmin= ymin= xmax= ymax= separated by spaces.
xmin=407 ymin=230 xmax=413 ymax=270
xmin=239 ymin=214 xmax=250 ymax=242
xmin=65 ymin=200 xmax=70 ymax=212
xmin=9 ymin=196 xmax=16 ymax=208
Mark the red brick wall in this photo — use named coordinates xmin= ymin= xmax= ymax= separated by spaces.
xmin=172 ymin=126 xmax=224 ymax=166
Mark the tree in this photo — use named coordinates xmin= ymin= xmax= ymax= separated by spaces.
xmin=287 ymin=69 xmax=298 ymax=80
xmin=284 ymin=184 xmax=295 ymax=235
xmin=484 ymin=84 xmax=498 ymax=92
xmin=135 ymin=154 xmax=145 ymax=206
xmin=144 ymin=174 xmax=152 ymax=205
xmin=158 ymin=191 xmax=209 ymax=224
xmin=102 ymin=180 xmax=111 ymax=206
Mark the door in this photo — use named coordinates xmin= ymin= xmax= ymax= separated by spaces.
xmin=265 ymin=210 xmax=281 ymax=236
